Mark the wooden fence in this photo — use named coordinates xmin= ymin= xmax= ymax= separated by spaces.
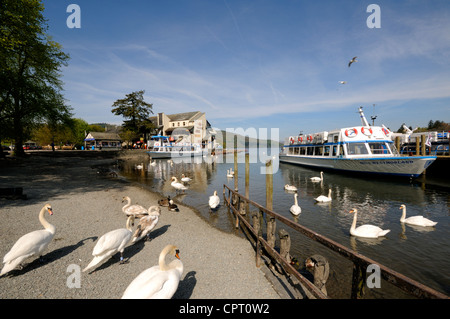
xmin=223 ymin=183 xmax=449 ymax=299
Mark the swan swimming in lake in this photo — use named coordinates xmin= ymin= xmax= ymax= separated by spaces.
xmin=349 ymin=208 xmax=390 ymax=238
xmin=209 ymin=191 xmax=220 ymax=210
xmin=290 ymin=193 xmax=301 ymax=216
xmin=315 ymin=189 xmax=332 ymax=203
xmin=1 ymin=204 xmax=56 ymax=277
xmin=399 ymin=204 xmax=437 ymax=227
xmin=83 ymin=215 xmax=135 ymax=273
xmin=122 ymin=244 xmax=183 ymax=299
xmin=181 ymin=174 xmax=191 ymax=182
xmin=310 ymin=171 xmax=324 ymax=182
xmin=171 ymin=177 xmax=187 ymax=193
xmin=284 ymin=184 xmax=297 ymax=192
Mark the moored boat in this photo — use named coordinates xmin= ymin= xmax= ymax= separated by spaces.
xmin=147 ymin=135 xmax=202 ymax=159
xmin=279 ymin=107 xmax=436 ymax=178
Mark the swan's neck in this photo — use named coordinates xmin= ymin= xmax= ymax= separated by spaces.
xmin=328 ymin=189 xmax=332 ymax=198
xmin=400 ymin=207 xmax=406 ymax=222
xmin=294 ymin=194 xmax=298 ymax=206
xmin=123 ymin=198 xmax=131 ymax=210
xmin=159 ymin=248 xmax=170 ymax=271
xmin=126 ymin=216 xmax=134 ymax=231
xmin=350 ymin=211 xmax=358 ymax=233
xmin=39 ymin=206 xmax=55 ymax=234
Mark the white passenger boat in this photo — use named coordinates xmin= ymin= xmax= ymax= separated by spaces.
xmin=279 ymin=108 xmax=437 ymax=178
xmin=147 ymin=135 xmax=202 ymax=159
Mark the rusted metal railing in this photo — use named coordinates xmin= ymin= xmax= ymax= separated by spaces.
xmin=223 ymin=183 xmax=449 ymax=299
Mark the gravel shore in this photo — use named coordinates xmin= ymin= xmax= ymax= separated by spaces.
xmin=0 ymin=152 xmax=281 ymax=299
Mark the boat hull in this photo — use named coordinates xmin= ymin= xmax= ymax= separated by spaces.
xmin=279 ymin=154 xmax=436 ymax=178
xmin=147 ymin=151 xmax=202 ymax=159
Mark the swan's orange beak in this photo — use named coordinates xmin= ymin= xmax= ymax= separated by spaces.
xmin=47 ymin=207 xmax=53 ymax=215
xmin=349 ymin=209 xmax=354 ymax=214
xmin=175 ymin=249 xmax=180 ymax=259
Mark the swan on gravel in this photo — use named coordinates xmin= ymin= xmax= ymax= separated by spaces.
xmin=399 ymin=204 xmax=437 ymax=227
xmin=1 ymin=204 xmax=56 ymax=277
xmin=122 ymin=244 xmax=183 ymax=299
xmin=83 ymin=215 xmax=135 ymax=273
xmin=122 ymin=196 xmax=148 ymax=218
xmin=132 ymin=206 xmax=161 ymax=243
xmin=349 ymin=208 xmax=390 ymax=238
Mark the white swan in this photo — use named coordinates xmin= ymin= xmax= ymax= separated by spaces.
xmin=181 ymin=174 xmax=191 ymax=182
xmin=284 ymin=184 xmax=297 ymax=192
xmin=209 ymin=190 xmax=220 ymax=210
xmin=171 ymin=177 xmax=187 ymax=193
xmin=1 ymin=204 xmax=55 ymax=277
xmin=349 ymin=208 xmax=390 ymax=238
xmin=229 ymin=168 xmax=234 ymax=175
xmin=226 ymin=169 xmax=233 ymax=178
xmin=136 ymin=163 xmax=144 ymax=169
xmin=132 ymin=206 xmax=161 ymax=243
xmin=122 ymin=244 xmax=183 ymax=299
xmin=290 ymin=193 xmax=301 ymax=216
xmin=399 ymin=204 xmax=437 ymax=227
xmin=83 ymin=215 xmax=135 ymax=273
xmin=122 ymin=196 xmax=148 ymax=218
xmin=310 ymin=171 xmax=324 ymax=182
xmin=150 ymin=160 xmax=156 ymax=166
xmin=315 ymin=189 xmax=332 ymax=203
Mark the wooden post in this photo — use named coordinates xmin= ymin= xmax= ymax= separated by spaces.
xmin=415 ymin=136 xmax=420 ymax=156
xmin=266 ymin=159 xmax=273 ymax=211
xmin=254 ymin=210 xmax=263 ymax=268
xmin=395 ymin=136 xmax=401 ymax=154
xmin=267 ymin=216 xmax=276 ymax=248
xmin=351 ymin=262 xmax=367 ymax=299
xmin=245 ymin=136 xmax=250 ymax=214
xmin=234 ymin=135 xmax=238 ymax=192
xmin=421 ymin=134 xmax=426 ymax=156
xmin=278 ymin=229 xmax=291 ymax=263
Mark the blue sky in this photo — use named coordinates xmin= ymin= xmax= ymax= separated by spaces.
xmin=43 ymin=0 xmax=450 ymax=140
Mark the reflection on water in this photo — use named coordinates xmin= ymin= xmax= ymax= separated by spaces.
xmin=118 ymin=151 xmax=450 ymax=298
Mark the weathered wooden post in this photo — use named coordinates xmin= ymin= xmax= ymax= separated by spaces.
xmin=395 ymin=136 xmax=401 ymax=154
xmin=421 ymin=134 xmax=426 ymax=156
xmin=278 ymin=229 xmax=291 ymax=263
xmin=351 ymin=262 xmax=367 ymax=299
xmin=245 ymin=136 xmax=250 ymax=214
xmin=415 ymin=136 xmax=420 ymax=156
xmin=267 ymin=216 xmax=276 ymax=248
xmin=254 ymin=210 xmax=263 ymax=268
xmin=265 ymin=159 xmax=273 ymax=210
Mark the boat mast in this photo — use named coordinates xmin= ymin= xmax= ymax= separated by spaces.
xmin=358 ymin=107 xmax=371 ymax=127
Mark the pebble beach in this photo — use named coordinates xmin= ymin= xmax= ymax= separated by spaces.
xmin=0 ymin=151 xmax=281 ymax=299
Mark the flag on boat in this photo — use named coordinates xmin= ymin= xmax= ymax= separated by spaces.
xmin=425 ymin=133 xmax=432 ymax=147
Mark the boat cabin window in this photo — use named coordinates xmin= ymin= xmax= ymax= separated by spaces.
xmin=307 ymin=147 xmax=314 ymax=156
xmin=347 ymin=143 xmax=369 ymax=155
xmin=369 ymin=142 xmax=390 ymax=155
xmin=323 ymin=146 xmax=330 ymax=156
xmin=294 ymin=147 xmax=300 ymax=155
xmin=332 ymin=145 xmax=338 ymax=156
xmin=300 ymin=147 xmax=306 ymax=155
xmin=315 ymin=146 xmax=323 ymax=156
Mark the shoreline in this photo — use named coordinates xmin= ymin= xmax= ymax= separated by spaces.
xmin=0 ymin=152 xmax=281 ymax=299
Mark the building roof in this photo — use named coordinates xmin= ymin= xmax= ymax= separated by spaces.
xmin=85 ymin=132 xmax=121 ymax=141
xmin=149 ymin=111 xmax=204 ymax=122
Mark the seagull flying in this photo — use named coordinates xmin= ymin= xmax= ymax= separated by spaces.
xmin=338 ymin=81 xmax=347 ymax=84
xmin=348 ymin=56 xmax=357 ymax=67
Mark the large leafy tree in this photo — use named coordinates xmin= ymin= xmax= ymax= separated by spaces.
xmin=0 ymin=0 xmax=72 ymax=156
xmin=111 ymin=90 xmax=154 ymax=136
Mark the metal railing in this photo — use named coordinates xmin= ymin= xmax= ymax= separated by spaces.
xmin=223 ymin=183 xmax=449 ymax=299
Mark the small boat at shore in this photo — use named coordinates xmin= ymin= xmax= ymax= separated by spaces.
xmin=279 ymin=107 xmax=437 ymax=178
xmin=147 ymin=135 xmax=203 ymax=159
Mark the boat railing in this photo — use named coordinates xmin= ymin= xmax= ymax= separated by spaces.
xmin=223 ymin=183 xmax=448 ymax=299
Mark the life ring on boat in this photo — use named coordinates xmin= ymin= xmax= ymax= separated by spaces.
xmin=290 ymin=137 xmax=294 ymax=144
xmin=345 ymin=128 xmax=358 ymax=138
xmin=154 ymin=142 xmax=160 ymax=147
xmin=298 ymin=136 xmax=303 ymax=143
xmin=307 ymin=135 xmax=313 ymax=142
xmin=361 ymin=127 xmax=373 ymax=136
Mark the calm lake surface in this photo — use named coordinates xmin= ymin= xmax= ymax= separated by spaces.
xmin=118 ymin=151 xmax=449 ymax=299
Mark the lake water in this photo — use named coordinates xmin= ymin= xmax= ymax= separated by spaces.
xmin=118 ymin=151 xmax=449 ymax=298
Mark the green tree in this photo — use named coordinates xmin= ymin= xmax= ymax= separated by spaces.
xmin=0 ymin=0 xmax=72 ymax=156
xmin=111 ymin=90 xmax=154 ymax=137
